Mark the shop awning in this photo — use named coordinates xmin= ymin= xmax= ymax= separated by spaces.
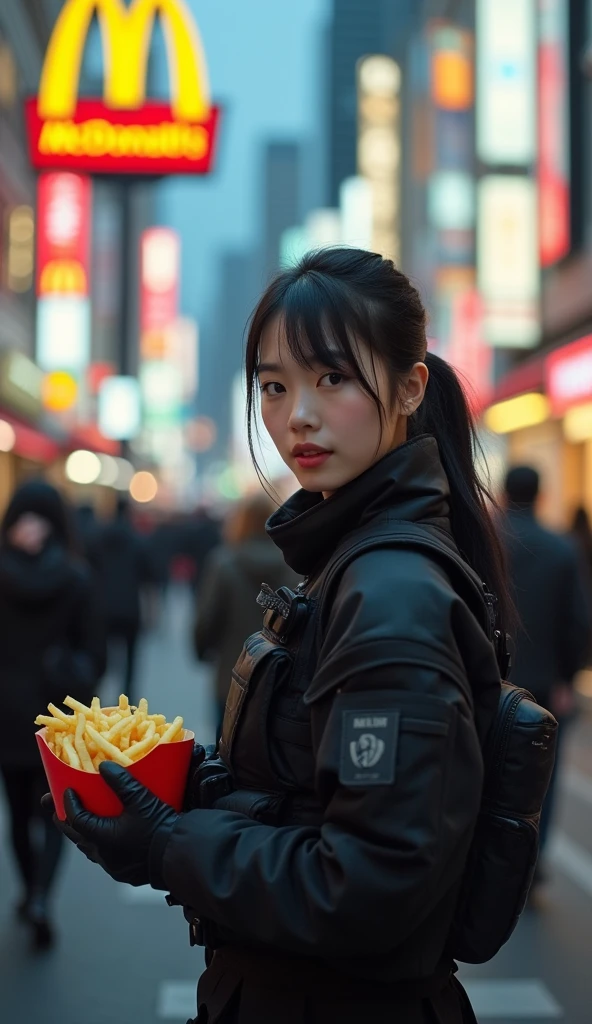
xmin=489 ymin=355 xmax=546 ymax=404
xmin=0 ymin=409 xmax=61 ymax=463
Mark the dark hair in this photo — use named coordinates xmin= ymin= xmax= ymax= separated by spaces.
xmin=504 ymin=466 xmax=540 ymax=508
xmin=245 ymin=247 xmax=512 ymax=634
xmin=1 ymin=479 xmax=74 ymax=550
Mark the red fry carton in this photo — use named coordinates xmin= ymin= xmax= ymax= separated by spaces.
xmin=36 ymin=724 xmax=195 ymax=821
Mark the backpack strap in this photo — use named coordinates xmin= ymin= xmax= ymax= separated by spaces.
xmin=312 ymin=520 xmax=509 ymax=676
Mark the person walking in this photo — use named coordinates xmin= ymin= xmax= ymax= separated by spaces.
xmin=88 ymin=497 xmax=151 ymax=705
xmin=502 ymin=467 xmax=591 ymax=867
xmin=0 ymin=480 xmax=105 ymax=949
xmin=50 ymin=249 xmax=515 ymax=1022
xmin=194 ymin=491 xmax=300 ymax=737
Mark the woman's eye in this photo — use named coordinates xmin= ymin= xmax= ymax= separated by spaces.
xmin=260 ymin=381 xmax=285 ymax=396
xmin=319 ymin=372 xmax=347 ymax=387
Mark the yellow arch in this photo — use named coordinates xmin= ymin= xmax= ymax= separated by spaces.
xmin=38 ymin=0 xmax=210 ymax=121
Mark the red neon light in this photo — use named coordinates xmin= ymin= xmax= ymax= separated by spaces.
xmin=545 ymin=334 xmax=592 ymax=416
xmin=36 ymin=172 xmax=92 ymax=296
xmin=25 ymin=99 xmax=220 ymax=176
xmin=538 ymin=40 xmax=570 ymax=266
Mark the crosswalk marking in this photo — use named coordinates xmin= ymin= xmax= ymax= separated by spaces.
xmin=549 ymin=832 xmax=592 ymax=899
xmin=462 ymin=980 xmax=563 ymax=1018
xmin=156 ymin=979 xmax=563 ymax=1020
xmin=157 ymin=981 xmax=196 ymax=1019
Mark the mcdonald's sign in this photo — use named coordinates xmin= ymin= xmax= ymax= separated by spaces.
xmin=25 ymin=0 xmax=220 ymax=175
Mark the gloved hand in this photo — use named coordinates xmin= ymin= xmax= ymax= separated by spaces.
xmin=184 ymin=742 xmax=234 ymax=811
xmin=46 ymin=761 xmax=180 ymax=888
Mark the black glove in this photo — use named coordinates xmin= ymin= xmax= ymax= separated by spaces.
xmin=50 ymin=761 xmax=180 ymax=888
xmin=184 ymin=743 xmax=234 ymax=811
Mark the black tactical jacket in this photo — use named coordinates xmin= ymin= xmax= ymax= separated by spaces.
xmin=159 ymin=435 xmax=501 ymax=1022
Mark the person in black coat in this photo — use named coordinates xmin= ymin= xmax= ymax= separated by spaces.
xmin=51 ymin=249 xmax=513 ymax=1023
xmin=0 ymin=480 xmax=105 ymax=948
xmin=502 ymin=467 xmax=591 ymax=858
xmin=88 ymin=497 xmax=152 ymax=704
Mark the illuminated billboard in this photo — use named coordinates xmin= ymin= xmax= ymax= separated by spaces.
xmin=476 ymin=0 xmax=537 ymax=167
xmin=25 ymin=0 xmax=220 ymax=175
xmin=357 ymin=55 xmax=401 ymax=262
xmin=538 ymin=0 xmax=570 ymax=266
xmin=477 ymin=175 xmax=540 ymax=348
xmin=36 ymin=172 xmax=92 ymax=297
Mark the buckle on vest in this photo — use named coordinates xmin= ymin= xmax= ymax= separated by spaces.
xmin=189 ymin=917 xmax=205 ymax=946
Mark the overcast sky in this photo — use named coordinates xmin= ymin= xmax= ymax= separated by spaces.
xmin=155 ymin=0 xmax=330 ymax=329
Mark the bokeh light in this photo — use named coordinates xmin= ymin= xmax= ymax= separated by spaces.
xmin=129 ymin=470 xmax=158 ymax=503
xmin=65 ymin=449 xmax=101 ymax=485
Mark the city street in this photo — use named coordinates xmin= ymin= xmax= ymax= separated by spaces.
xmin=1 ymin=587 xmax=592 ymax=1023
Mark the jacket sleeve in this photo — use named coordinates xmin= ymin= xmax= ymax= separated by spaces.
xmin=193 ymin=551 xmax=230 ymax=660
xmin=160 ymin=550 xmax=487 ymax=957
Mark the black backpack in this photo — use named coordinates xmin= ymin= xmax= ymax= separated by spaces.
xmin=315 ymin=521 xmax=558 ymax=965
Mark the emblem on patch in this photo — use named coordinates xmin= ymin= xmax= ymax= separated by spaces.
xmin=339 ymin=709 xmax=399 ymax=786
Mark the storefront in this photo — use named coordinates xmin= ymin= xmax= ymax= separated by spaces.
xmin=483 ymin=333 xmax=592 ymax=530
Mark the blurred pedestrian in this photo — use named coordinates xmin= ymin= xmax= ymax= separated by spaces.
xmin=194 ymin=491 xmax=299 ymax=736
xmin=88 ymin=497 xmax=152 ymax=704
xmin=0 ymin=480 xmax=105 ymax=949
xmin=74 ymin=501 xmax=97 ymax=560
xmin=183 ymin=504 xmax=222 ymax=592
xmin=503 ymin=467 xmax=591 ymax=869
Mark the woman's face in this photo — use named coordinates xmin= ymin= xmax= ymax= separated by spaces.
xmin=8 ymin=513 xmax=52 ymax=554
xmin=257 ymin=318 xmax=428 ymax=496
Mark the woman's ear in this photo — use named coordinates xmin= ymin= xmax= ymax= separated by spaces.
xmin=402 ymin=362 xmax=429 ymax=416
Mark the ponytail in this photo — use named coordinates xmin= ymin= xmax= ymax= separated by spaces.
xmin=411 ymin=352 xmax=513 ymax=636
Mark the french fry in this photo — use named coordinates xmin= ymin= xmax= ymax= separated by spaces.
xmin=62 ymin=734 xmax=81 ymax=770
xmin=85 ymin=724 xmax=133 ymax=767
xmin=104 ymin=716 xmax=131 ymax=743
xmin=126 ymin=722 xmax=157 ymax=761
xmin=119 ymin=694 xmax=130 ymax=712
xmin=63 ymin=696 xmax=93 ymax=717
xmin=91 ymin=696 xmax=102 ymax=726
xmin=35 ymin=715 xmax=70 ymax=731
xmin=74 ymin=714 xmax=96 ymax=773
xmin=47 ymin=703 xmax=75 ymax=725
xmin=160 ymin=716 xmax=184 ymax=744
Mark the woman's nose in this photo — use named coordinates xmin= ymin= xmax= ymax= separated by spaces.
xmin=287 ymin=391 xmax=321 ymax=431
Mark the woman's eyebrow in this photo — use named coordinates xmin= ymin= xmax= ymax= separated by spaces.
xmin=256 ymin=362 xmax=283 ymax=374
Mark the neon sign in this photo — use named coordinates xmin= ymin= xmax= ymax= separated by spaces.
xmin=25 ymin=0 xmax=220 ymax=175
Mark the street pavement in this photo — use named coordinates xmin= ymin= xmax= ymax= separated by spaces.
xmin=1 ymin=586 xmax=592 ymax=1023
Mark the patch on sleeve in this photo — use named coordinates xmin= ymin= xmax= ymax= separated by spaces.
xmin=339 ymin=709 xmax=399 ymax=786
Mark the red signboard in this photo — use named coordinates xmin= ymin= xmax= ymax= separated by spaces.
xmin=26 ymin=99 xmax=220 ymax=176
xmin=140 ymin=228 xmax=179 ymax=356
xmin=36 ymin=171 xmax=92 ymax=296
xmin=538 ymin=0 xmax=570 ymax=267
xmin=545 ymin=334 xmax=592 ymax=416
xmin=25 ymin=0 xmax=220 ymax=177
xmin=447 ymin=289 xmax=493 ymax=415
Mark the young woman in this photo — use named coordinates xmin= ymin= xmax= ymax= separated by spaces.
xmin=53 ymin=249 xmax=508 ymax=1022
xmin=0 ymin=480 xmax=105 ymax=948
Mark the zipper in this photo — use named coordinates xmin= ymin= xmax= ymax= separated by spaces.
xmin=485 ymin=688 xmax=523 ymax=796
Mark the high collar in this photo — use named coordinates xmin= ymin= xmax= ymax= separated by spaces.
xmin=267 ymin=434 xmax=451 ymax=576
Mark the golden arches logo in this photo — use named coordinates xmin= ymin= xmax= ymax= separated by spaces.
xmin=38 ymin=0 xmax=211 ymax=121
xmin=40 ymin=259 xmax=87 ymax=295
